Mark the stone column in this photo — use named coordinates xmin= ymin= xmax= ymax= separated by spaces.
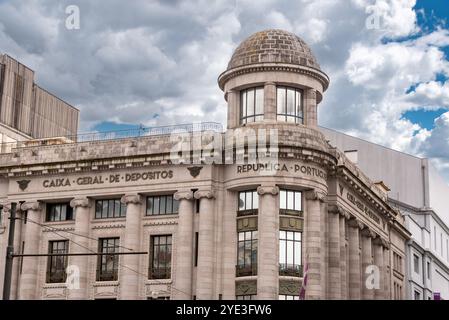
xmin=226 ymin=90 xmax=239 ymax=129
xmin=173 ymin=190 xmax=194 ymax=300
xmin=373 ymin=237 xmax=385 ymax=300
xmin=68 ymin=197 xmax=92 ymax=300
xmin=383 ymin=244 xmax=391 ymax=299
xmin=264 ymin=82 xmax=277 ymax=121
xmin=347 ymin=218 xmax=363 ymax=300
xmin=361 ymin=228 xmax=375 ymax=300
xmin=19 ymin=201 xmax=42 ymax=300
xmin=305 ymin=89 xmax=317 ymax=126
xmin=120 ymin=194 xmax=142 ymax=300
xmin=339 ymin=211 xmax=350 ymax=299
xmin=257 ymin=185 xmax=279 ymax=300
xmin=194 ymin=189 xmax=215 ymax=300
xmin=328 ymin=207 xmax=341 ymax=299
xmin=304 ymin=190 xmax=326 ymax=300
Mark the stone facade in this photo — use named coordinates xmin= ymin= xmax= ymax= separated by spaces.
xmin=0 ymin=29 xmax=410 ymax=300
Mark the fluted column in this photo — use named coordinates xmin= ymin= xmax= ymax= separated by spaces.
xmin=173 ymin=190 xmax=194 ymax=300
xmin=19 ymin=201 xmax=42 ymax=300
xmin=120 ymin=194 xmax=142 ymax=300
xmin=194 ymin=189 xmax=215 ymax=300
xmin=264 ymin=82 xmax=276 ymax=121
xmin=373 ymin=238 xmax=385 ymax=300
xmin=339 ymin=211 xmax=350 ymax=299
xmin=68 ymin=197 xmax=92 ymax=300
xmin=328 ymin=207 xmax=341 ymax=299
xmin=348 ymin=218 xmax=363 ymax=299
xmin=361 ymin=228 xmax=375 ymax=300
xmin=305 ymin=190 xmax=326 ymax=299
xmin=257 ymin=185 xmax=279 ymax=300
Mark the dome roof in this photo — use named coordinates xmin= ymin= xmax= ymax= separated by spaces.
xmin=227 ymin=29 xmax=321 ymax=70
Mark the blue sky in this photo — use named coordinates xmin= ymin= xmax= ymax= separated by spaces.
xmin=1 ymin=0 xmax=449 ymax=183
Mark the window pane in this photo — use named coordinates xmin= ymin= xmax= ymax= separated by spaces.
xmin=255 ymin=88 xmax=264 ymax=115
xmin=245 ymin=192 xmax=252 ymax=210
xmin=114 ymin=200 xmax=121 ymax=217
xmin=247 ymin=89 xmax=254 ymax=117
xmin=280 ymin=190 xmax=286 ymax=209
xmin=295 ymin=241 xmax=301 ymax=265
xmin=279 ymin=239 xmax=286 ymax=264
xmin=296 ymin=90 xmax=302 ymax=118
xmin=287 ymin=191 xmax=294 ymax=210
xmin=153 ymin=197 xmax=160 ymax=215
xmin=287 ymin=89 xmax=295 ymax=116
xmin=173 ymin=198 xmax=179 ymax=213
xmin=54 ymin=205 xmax=61 ymax=221
xmin=60 ymin=205 xmax=66 ymax=221
xmin=239 ymin=192 xmax=245 ymax=211
xmin=277 ymin=88 xmax=285 ymax=115
xmin=160 ymin=196 xmax=166 ymax=214
xmin=147 ymin=197 xmax=153 ymax=215
xmin=287 ymin=241 xmax=294 ymax=264
xmin=252 ymin=191 xmax=259 ymax=209
xmin=102 ymin=201 xmax=108 ymax=218
xmin=241 ymin=91 xmax=247 ymax=119
xmin=238 ymin=232 xmax=245 ymax=241
xmin=166 ymin=196 xmax=173 ymax=214
xmin=295 ymin=192 xmax=302 ymax=211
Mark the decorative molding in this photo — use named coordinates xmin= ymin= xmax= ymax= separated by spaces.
xmin=194 ymin=189 xmax=215 ymax=200
xmin=17 ymin=179 xmax=30 ymax=191
xmin=361 ymin=227 xmax=377 ymax=239
xmin=237 ymin=217 xmax=258 ymax=232
xmin=174 ymin=190 xmax=194 ymax=201
xmin=279 ymin=216 xmax=303 ymax=232
xmin=92 ymin=224 xmax=126 ymax=230
xmin=42 ymin=226 xmax=75 ymax=233
xmin=279 ymin=279 xmax=301 ymax=295
xmin=70 ymin=197 xmax=91 ymax=209
xmin=144 ymin=219 xmax=178 ymax=227
xmin=187 ymin=166 xmax=203 ymax=178
xmin=1 ymin=202 xmax=11 ymax=213
xmin=348 ymin=217 xmax=364 ymax=230
xmin=235 ymin=280 xmax=257 ymax=296
xmin=21 ymin=201 xmax=41 ymax=212
xmin=121 ymin=194 xmax=142 ymax=205
xmin=305 ymin=190 xmax=326 ymax=202
xmin=257 ymin=185 xmax=279 ymax=196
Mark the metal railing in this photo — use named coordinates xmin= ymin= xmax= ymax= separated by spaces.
xmin=0 ymin=122 xmax=224 ymax=154
xmin=279 ymin=263 xmax=303 ymax=277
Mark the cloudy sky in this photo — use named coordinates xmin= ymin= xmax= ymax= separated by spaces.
xmin=1 ymin=0 xmax=449 ymax=183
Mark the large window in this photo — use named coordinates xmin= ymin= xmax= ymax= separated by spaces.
xmin=236 ymin=231 xmax=258 ymax=277
xmin=47 ymin=240 xmax=69 ymax=283
xmin=279 ymin=190 xmax=302 ymax=215
xmin=238 ymin=190 xmax=259 ymax=216
xmin=413 ymin=254 xmax=420 ymax=274
xmin=95 ymin=199 xmax=126 ymax=219
xmin=97 ymin=238 xmax=120 ymax=281
xmin=146 ymin=195 xmax=179 ymax=216
xmin=240 ymin=87 xmax=264 ymax=124
xmin=279 ymin=231 xmax=302 ymax=277
xmin=276 ymin=86 xmax=303 ymax=124
xmin=149 ymin=235 xmax=172 ymax=279
xmin=46 ymin=203 xmax=73 ymax=222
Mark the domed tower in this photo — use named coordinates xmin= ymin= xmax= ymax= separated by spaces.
xmin=218 ymin=29 xmax=329 ymax=129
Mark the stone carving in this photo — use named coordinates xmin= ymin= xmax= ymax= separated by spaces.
xmin=70 ymin=197 xmax=91 ymax=208
xmin=257 ymin=185 xmax=279 ymax=196
xmin=21 ymin=201 xmax=41 ymax=212
xmin=348 ymin=217 xmax=364 ymax=230
xmin=187 ymin=166 xmax=202 ymax=178
xmin=279 ymin=279 xmax=301 ymax=295
xmin=237 ymin=217 xmax=258 ymax=232
xmin=174 ymin=190 xmax=194 ymax=201
xmin=17 ymin=179 xmax=30 ymax=191
xmin=121 ymin=194 xmax=142 ymax=205
xmin=361 ymin=227 xmax=377 ymax=239
xmin=305 ymin=190 xmax=326 ymax=202
xmin=194 ymin=189 xmax=215 ymax=199
xmin=279 ymin=216 xmax=303 ymax=232
xmin=235 ymin=280 xmax=257 ymax=296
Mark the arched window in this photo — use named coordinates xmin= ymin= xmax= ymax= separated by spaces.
xmin=240 ymin=87 xmax=264 ymax=124
xmin=276 ymin=86 xmax=303 ymax=124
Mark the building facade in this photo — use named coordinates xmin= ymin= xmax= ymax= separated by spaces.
xmin=0 ymin=54 xmax=79 ymax=153
xmin=0 ymin=29 xmax=410 ymax=300
xmin=321 ymin=127 xmax=449 ymax=300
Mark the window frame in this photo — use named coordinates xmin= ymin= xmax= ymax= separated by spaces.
xmin=279 ymin=189 xmax=303 ymax=216
xmin=240 ymin=87 xmax=264 ymax=124
xmin=279 ymin=230 xmax=303 ymax=277
xmin=95 ymin=199 xmax=126 ymax=219
xmin=276 ymin=86 xmax=304 ymax=124
xmin=46 ymin=203 xmax=74 ymax=222
xmin=97 ymin=237 xmax=120 ymax=281
xmin=149 ymin=235 xmax=172 ymax=280
xmin=146 ymin=195 xmax=179 ymax=216
xmin=237 ymin=190 xmax=259 ymax=216
xmin=46 ymin=240 xmax=69 ymax=283
xmin=236 ymin=230 xmax=258 ymax=277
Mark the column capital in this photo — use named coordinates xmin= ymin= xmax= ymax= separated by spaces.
xmin=174 ymin=190 xmax=194 ymax=201
xmin=70 ymin=197 xmax=91 ymax=208
xmin=305 ymin=190 xmax=326 ymax=202
xmin=194 ymin=189 xmax=215 ymax=200
xmin=361 ymin=227 xmax=377 ymax=239
xmin=328 ymin=204 xmax=345 ymax=215
xmin=348 ymin=217 xmax=364 ymax=230
xmin=21 ymin=201 xmax=41 ymax=211
xmin=264 ymin=81 xmax=276 ymax=86
xmin=121 ymin=194 xmax=142 ymax=205
xmin=257 ymin=185 xmax=279 ymax=196
xmin=374 ymin=237 xmax=390 ymax=249
xmin=1 ymin=201 xmax=11 ymax=213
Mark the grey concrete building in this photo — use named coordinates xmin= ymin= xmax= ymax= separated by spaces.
xmin=321 ymin=127 xmax=449 ymax=300
xmin=0 ymin=29 xmax=410 ymax=300
xmin=0 ymin=54 xmax=79 ymax=153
